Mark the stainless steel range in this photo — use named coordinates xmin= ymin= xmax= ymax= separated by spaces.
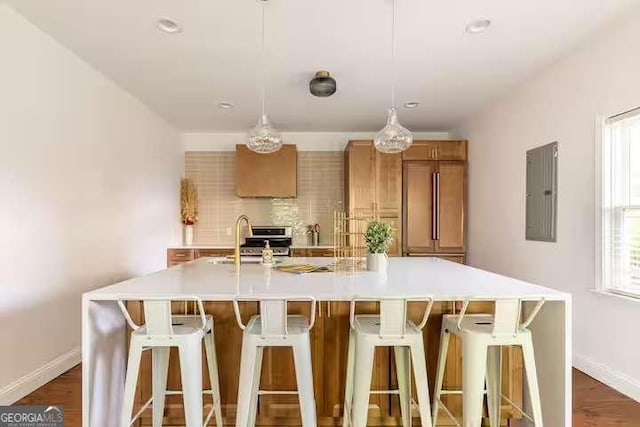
xmin=240 ymin=226 xmax=292 ymax=257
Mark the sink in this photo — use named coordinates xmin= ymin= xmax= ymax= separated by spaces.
xmin=207 ymin=257 xmax=284 ymax=265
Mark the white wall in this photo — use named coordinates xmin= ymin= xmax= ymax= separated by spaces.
xmin=456 ymin=11 xmax=640 ymax=400
xmin=0 ymin=4 xmax=182 ymax=402
xmin=182 ymin=131 xmax=453 ymax=151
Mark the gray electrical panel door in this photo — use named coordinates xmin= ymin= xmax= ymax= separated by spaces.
xmin=526 ymin=142 xmax=558 ymax=242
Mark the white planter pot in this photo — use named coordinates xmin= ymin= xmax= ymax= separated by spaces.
xmin=183 ymin=225 xmax=194 ymax=246
xmin=366 ymin=253 xmax=388 ymax=272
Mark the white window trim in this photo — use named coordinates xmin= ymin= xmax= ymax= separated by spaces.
xmin=595 ymin=113 xmax=640 ymax=300
xmin=595 ymin=116 xmax=605 ymax=292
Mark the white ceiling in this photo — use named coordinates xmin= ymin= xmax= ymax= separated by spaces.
xmin=6 ymin=0 xmax=639 ymax=132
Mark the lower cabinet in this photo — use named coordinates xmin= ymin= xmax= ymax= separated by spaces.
xmin=138 ymin=252 xmax=523 ymax=425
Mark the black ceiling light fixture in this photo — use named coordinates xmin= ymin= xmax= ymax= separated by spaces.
xmin=309 ymin=70 xmax=337 ymax=97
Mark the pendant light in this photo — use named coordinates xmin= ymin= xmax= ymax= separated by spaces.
xmin=373 ymin=0 xmax=413 ymax=154
xmin=247 ymin=0 xmax=283 ymax=154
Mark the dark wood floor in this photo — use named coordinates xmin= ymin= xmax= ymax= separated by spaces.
xmin=16 ymin=365 xmax=640 ymax=426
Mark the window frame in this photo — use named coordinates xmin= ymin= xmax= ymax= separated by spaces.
xmin=596 ymin=109 xmax=640 ymax=299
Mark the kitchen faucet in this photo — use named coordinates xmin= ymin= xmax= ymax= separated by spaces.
xmin=234 ymin=215 xmax=253 ymax=267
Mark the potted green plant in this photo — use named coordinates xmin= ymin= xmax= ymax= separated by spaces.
xmin=364 ymin=220 xmax=393 ymax=272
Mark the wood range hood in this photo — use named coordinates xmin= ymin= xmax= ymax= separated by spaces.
xmin=235 ymin=144 xmax=297 ymax=198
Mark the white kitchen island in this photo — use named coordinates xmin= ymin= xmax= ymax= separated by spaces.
xmin=82 ymin=257 xmax=571 ymax=426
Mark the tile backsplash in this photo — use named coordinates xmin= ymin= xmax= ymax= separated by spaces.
xmin=185 ymin=151 xmax=344 ymax=246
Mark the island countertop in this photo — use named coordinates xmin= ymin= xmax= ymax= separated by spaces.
xmin=82 ymin=256 xmax=572 ymax=427
xmin=84 ymin=256 xmax=569 ymax=302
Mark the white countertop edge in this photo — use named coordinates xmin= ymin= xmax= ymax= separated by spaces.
xmin=83 ymin=257 xmax=571 ymax=302
xmin=84 ymin=292 xmax=570 ymax=302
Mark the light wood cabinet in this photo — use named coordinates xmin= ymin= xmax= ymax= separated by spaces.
xmin=345 ymin=140 xmax=402 ymax=215
xmin=289 ymin=247 xmax=335 ymax=257
xmin=345 ymin=141 xmax=402 ymax=256
xmin=403 ymin=161 xmax=437 ymax=254
xmin=236 ymin=144 xmax=297 ymax=198
xmin=403 ymin=161 xmax=466 ymax=255
xmin=437 ymin=162 xmax=466 ymax=253
xmin=402 ymin=140 xmax=467 ymax=161
xmin=166 ymin=248 xmax=233 ymax=267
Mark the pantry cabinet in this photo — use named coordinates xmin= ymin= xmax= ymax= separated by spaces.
xmin=344 ymin=141 xmax=402 ymax=256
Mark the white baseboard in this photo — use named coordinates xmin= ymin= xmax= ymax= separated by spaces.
xmin=574 ymin=353 xmax=640 ymax=403
xmin=0 ymin=347 xmax=81 ymax=405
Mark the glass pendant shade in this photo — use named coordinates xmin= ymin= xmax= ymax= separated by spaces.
xmin=247 ymin=114 xmax=283 ymax=154
xmin=373 ymin=107 xmax=413 ymax=153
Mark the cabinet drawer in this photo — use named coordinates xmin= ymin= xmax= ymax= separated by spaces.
xmin=290 ymin=248 xmax=310 ymax=257
xmin=196 ymin=248 xmax=234 ymax=258
xmin=291 ymin=248 xmax=335 ymax=257
xmin=308 ymin=248 xmax=335 ymax=257
xmin=167 ymin=249 xmax=195 ymax=263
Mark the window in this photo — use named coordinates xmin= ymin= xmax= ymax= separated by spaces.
xmin=600 ymin=108 xmax=640 ymax=297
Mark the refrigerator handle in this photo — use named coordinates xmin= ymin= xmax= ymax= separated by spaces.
xmin=432 ymin=172 xmax=437 ymax=240
xmin=435 ymin=172 xmax=441 ymax=240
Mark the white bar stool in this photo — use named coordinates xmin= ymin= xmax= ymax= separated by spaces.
xmin=118 ymin=297 xmax=223 ymax=427
xmin=233 ymin=297 xmax=317 ymax=427
xmin=342 ymin=297 xmax=435 ymax=427
xmin=431 ymin=298 xmax=546 ymax=427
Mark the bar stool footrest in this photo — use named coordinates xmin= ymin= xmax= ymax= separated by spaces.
xmin=257 ymin=389 xmax=299 ymax=396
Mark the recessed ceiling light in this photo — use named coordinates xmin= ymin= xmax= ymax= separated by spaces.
xmin=404 ymin=102 xmax=420 ymax=109
xmin=157 ymin=17 xmax=182 ymax=33
xmin=218 ymin=102 xmax=234 ymax=110
xmin=465 ymin=19 xmax=491 ymax=34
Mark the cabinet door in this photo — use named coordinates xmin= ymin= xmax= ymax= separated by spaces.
xmin=403 ymin=162 xmax=437 ymax=254
xmin=346 ymin=141 xmax=376 ymax=212
xmin=402 ymin=141 xmax=439 ymax=161
xmin=322 ymin=302 xmax=391 ymax=423
xmin=435 ymin=162 xmax=466 ymax=253
xmin=375 ymin=150 xmax=402 ymax=214
xmin=402 ymin=141 xmax=467 ymax=161
xmin=437 ymin=141 xmax=467 ymax=161
xmin=379 ymin=215 xmax=402 ymax=257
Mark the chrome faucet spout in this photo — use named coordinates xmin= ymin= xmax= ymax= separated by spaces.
xmin=234 ymin=215 xmax=253 ymax=268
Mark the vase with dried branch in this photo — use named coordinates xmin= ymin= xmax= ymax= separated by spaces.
xmin=180 ymin=178 xmax=198 ymax=246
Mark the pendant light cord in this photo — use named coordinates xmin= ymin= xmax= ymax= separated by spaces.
xmin=261 ymin=1 xmax=266 ymax=117
xmin=391 ymin=0 xmax=396 ymax=108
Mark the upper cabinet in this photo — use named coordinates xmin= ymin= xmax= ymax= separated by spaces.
xmin=235 ymin=144 xmax=297 ymax=198
xmin=345 ymin=140 xmax=402 ymax=215
xmin=402 ymin=140 xmax=467 ymax=161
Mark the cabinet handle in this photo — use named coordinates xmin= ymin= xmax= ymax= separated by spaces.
xmin=319 ymin=302 xmax=323 ymax=318
xmin=327 ymin=301 xmax=331 ymax=317
xmin=174 ymin=253 xmax=187 ymax=258
xmin=432 ymin=173 xmax=437 ymax=240
xmin=435 ymin=172 xmax=441 ymax=240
